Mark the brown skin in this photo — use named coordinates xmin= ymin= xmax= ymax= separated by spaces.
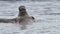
xmin=18 ymin=6 xmax=35 ymax=25
xmin=18 ymin=6 xmax=35 ymax=19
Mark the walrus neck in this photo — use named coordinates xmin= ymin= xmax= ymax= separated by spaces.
xmin=18 ymin=11 xmax=28 ymax=17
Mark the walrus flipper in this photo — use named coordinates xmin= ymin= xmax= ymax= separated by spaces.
xmin=0 ymin=18 xmax=17 ymax=23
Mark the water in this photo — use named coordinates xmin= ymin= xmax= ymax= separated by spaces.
xmin=0 ymin=1 xmax=60 ymax=34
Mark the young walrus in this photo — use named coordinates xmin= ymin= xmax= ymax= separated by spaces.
xmin=18 ymin=6 xmax=35 ymax=24
xmin=0 ymin=6 xmax=35 ymax=24
xmin=17 ymin=6 xmax=35 ymax=29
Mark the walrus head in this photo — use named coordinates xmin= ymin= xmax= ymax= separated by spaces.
xmin=18 ymin=6 xmax=28 ymax=16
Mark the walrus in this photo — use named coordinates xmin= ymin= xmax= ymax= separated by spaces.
xmin=17 ymin=6 xmax=35 ymax=29
xmin=0 ymin=6 xmax=35 ymax=24
xmin=0 ymin=5 xmax=35 ymax=30
xmin=18 ymin=6 xmax=35 ymax=24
